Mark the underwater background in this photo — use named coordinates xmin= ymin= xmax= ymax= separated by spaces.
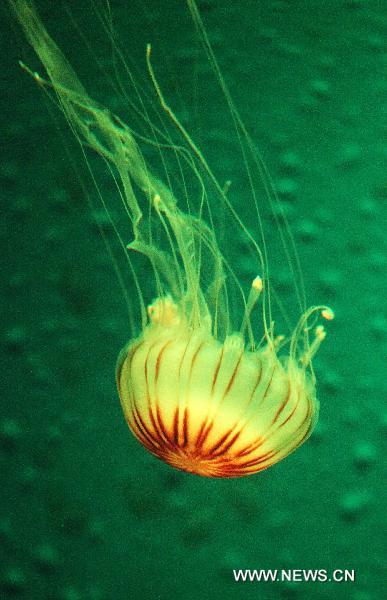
xmin=1 ymin=0 xmax=386 ymax=599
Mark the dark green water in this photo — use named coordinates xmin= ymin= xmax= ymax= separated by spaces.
xmin=1 ymin=1 xmax=386 ymax=599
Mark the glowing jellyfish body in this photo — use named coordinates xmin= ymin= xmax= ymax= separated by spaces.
xmin=13 ymin=0 xmax=333 ymax=478
xmin=117 ymin=297 xmax=319 ymax=477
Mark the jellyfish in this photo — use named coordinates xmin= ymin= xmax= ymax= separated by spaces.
xmin=12 ymin=0 xmax=333 ymax=477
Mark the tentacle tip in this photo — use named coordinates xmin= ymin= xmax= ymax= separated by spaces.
xmin=321 ymin=307 xmax=334 ymax=321
xmin=315 ymin=325 xmax=326 ymax=341
xmin=252 ymin=275 xmax=263 ymax=292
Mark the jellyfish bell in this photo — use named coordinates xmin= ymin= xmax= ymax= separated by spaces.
xmin=12 ymin=0 xmax=334 ymax=477
xmin=116 ymin=289 xmax=332 ymax=478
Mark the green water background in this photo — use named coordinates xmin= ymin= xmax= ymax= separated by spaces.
xmin=1 ymin=1 xmax=386 ymax=598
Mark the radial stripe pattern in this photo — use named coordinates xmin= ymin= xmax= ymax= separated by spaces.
xmin=116 ymin=329 xmax=318 ymax=478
